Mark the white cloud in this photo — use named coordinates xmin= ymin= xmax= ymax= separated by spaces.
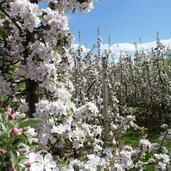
xmin=72 ymin=44 xmax=90 ymax=54
xmin=73 ymin=38 xmax=171 ymax=61
xmin=101 ymin=38 xmax=171 ymax=59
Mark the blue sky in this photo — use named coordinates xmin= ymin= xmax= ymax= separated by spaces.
xmin=68 ymin=0 xmax=171 ymax=47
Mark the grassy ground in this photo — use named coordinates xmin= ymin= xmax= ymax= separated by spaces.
xmin=121 ymin=123 xmax=171 ymax=148
xmin=121 ymin=123 xmax=171 ymax=171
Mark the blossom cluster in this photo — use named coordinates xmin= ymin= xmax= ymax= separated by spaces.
xmin=48 ymin=0 xmax=94 ymax=13
xmin=0 ymin=0 xmax=171 ymax=171
xmin=0 ymin=72 xmax=12 ymax=95
xmin=10 ymin=0 xmax=40 ymax=32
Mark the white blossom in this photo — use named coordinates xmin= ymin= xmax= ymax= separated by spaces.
xmin=140 ymin=139 xmax=153 ymax=152
xmin=29 ymin=153 xmax=57 ymax=171
xmin=10 ymin=0 xmax=40 ymax=32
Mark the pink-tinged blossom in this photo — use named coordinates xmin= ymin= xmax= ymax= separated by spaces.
xmin=11 ymin=127 xmax=20 ymax=136
xmin=10 ymin=0 xmax=40 ymax=32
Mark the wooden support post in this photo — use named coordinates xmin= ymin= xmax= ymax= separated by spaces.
xmin=102 ymin=55 xmax=108 ymax=145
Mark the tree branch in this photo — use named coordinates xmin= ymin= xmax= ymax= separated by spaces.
xmin=0 ymin=3 xmax=24 ymax=34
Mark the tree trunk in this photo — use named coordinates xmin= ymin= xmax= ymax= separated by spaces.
xmin=25 ymin=79 xmax=38 ymax=118
xmin=23 ymin=31 xmax=38 ymax=118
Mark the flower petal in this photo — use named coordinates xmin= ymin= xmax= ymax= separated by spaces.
xmin=30 ymin=163 xmax=44 ymax=171
xmin=44 ymin=153 xmax=53 ymax=163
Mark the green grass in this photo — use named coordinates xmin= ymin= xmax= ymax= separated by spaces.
xmin=121 ymin=123 xmax=167 ymax=147
xmin=164 ymin=140 xmax=171 ymax=151
xmin=121 ymin=124 xmax=171 ymax=171
xmin=121 ymin=130 xmax=142 ymax=147
xmin=144 ymin=165 xmax=155 ymax=171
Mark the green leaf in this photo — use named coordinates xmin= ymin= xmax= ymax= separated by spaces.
xmin=9 ymin=151 xmax=18 ymax=167
xmin=14 ymin=134 xmax=27 ymax=144
xmin=0 ymin=113 xmax=7 ymax=122
xmin=0 ymin=95 xmax=8 ymax=103
xmin=7 ymin=122 xmax=15 ymax=130
xmin=17 ymin=118 xmax=44 ymax=128
xmin=0 ymin=13 xmax=5 ymax=19
xmin=16 ymin=165 xmax=23 ymax=171
xmin=0 ymin=108 xmax=4 ymax=113
xmin=0 ymin=122 xmax=4 ymax=130
xmin=18 ymin=156 xmax=28 ymax=164
xmin=0 ymin=131 xmax=8 ymax=139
